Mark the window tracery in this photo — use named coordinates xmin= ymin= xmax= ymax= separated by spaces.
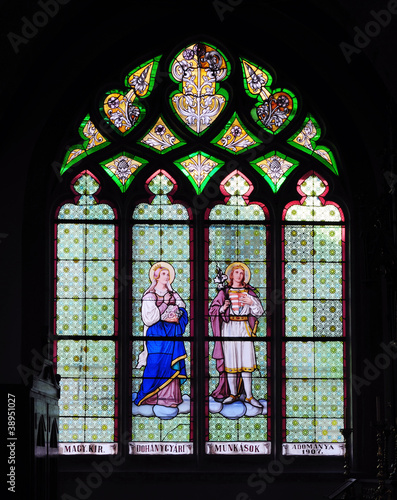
xmin=53 ymin=41 xmax=346 ymax=458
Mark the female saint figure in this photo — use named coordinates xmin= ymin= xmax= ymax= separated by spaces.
xmin=134 ymin=262 xmax=188 ymax=407
xmin=209 ymin=262 xmax=264 ymax=408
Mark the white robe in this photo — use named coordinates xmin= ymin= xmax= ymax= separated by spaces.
xmin=221 ymin=288 xmax=264 ymax=373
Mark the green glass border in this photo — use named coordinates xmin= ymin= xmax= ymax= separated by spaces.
xmin=254 ymin=87 xmax=298 ymax=136
xmin=174 ymin=151 xmax=225 ymax=194
xmin=250 ymin=150 xmax=299 ymax=193
xmin=124 ymin=56 xmax=161 ymax=97
xmin=313 ymin=146 xmax=338 ymax=175
xmin=211 ymin=111 xmax=262 ymax=154
xmin=287 ymin=114 xmax=322 ymax=153
xmin=99 ymin=90 xmax=146 ymax=137
xmin=240 ymin=57 xmax=273 ymax=99
xmin=287 ymin=115 xmax=339 ymax=175
xmin=60 ymin=115 xmax=110 ymax=175
xmin=99 ymin=152 xmax=148 ymax=193
xmin=138 ymin=115 xmax=186 ymax=154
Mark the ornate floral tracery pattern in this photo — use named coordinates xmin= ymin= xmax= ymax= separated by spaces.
xmin=241 ymin=58 xmax=297 ymax=135
xmin=61 ymin=115 xmax=109 ymax=175
xmin=288 ymin=115 xmax=339 ymax=175
xmin=170 ymin=43 xmax=230 ymax=135
xmin=100 ymin=153 xmax=148 ymax=192
xmin=101 ymin=57 xmax=160 ymax=135
xmin=250 ymin=151 xmax=299 ymax=193
xmin=174 ymin=152 xmax=224 ymax=194
xmin=140 ymin=116 xmax=186 ymax=153
xmin=211 ymin=112 xmax=260 ymax=154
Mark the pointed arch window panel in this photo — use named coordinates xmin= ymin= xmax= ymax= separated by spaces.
xmin=54 ymin=171 xmax=119 ymax=454
xmin=205 ymin=171 xmax=271 ymax=455
xmin=130 ymin=170 xmax=193 ymax=455
xmin=51 ymin=40 xmax=350 ymax=459
xmin=281 ymin=172 xmax=346 ymax=456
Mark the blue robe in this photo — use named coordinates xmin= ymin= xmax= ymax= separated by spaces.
xmin=134 ymin=308 xmax=188 ymax=406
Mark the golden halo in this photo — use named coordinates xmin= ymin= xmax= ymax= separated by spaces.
xmin=149 ymin=261 xmax=175 ymax=284
xmin=225 ymin=262 xmax=251 ymax=284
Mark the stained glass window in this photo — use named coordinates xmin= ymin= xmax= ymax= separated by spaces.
xmin=53 ymin=40 xmax=349 ymax=459
xmin=60 ymin=115 xmax=109 ymax=175
xmin=240 ymin=58 xmax=297 ymax=135
xmin=54 ymin=171 xmax=118 ymax=454
xmin=250 ymin=151 xmax=299 ymax=193
xmin=174 ymin=151 xmax=224 ymax=194
xmin=130 ymin=171 xmax=193 ymax=454
xmin=281 ymin=172 xmax=346 ymax=456
xmin=140 ymin=116 xmax=186 ymax=153
xmin=100 ymin=153 xmax=148 ymax=192
xmin=211 ymin=112 xmax=261 ymax=154
xmin=169 ymin=42 xmax=230 ymax=135
xmin=206 ymin=171 xmax=270 ymax=454
xmin=100 ymin=57 xmax=160 ymax=135
xmin=287 ymin=115 xmax=339 ymax=175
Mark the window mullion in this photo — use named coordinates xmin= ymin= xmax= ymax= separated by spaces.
xmin=118 ymin=208 xmax=130 ymax=459
xmin=194 ymin=212 xmax=205 ymax=464
xmin=273 ymin=213 xmax=283 ymax=460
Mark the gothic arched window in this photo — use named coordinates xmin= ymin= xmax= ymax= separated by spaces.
xmin=53 ymin=41 xmax=348 ymax=459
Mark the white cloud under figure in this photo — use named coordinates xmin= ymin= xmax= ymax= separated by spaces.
xmin=132 ymin=393 xmax=191 ymax=420
xmin=132 ymin=393 xmax=267 ymax=421
xmin=209 ymin=395 xmax=268 ymax=419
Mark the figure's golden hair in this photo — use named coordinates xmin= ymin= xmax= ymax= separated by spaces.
xmin=152 ymin=264 xmax=166 ymax=279
xmin=148 ymin=261 xmax=175 ymax=285
xmin=228 ymin=264 xmax=247 ymax=287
